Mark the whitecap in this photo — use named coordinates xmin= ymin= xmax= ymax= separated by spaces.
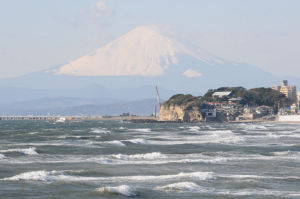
xmin=0 ymin=154 xmax=6 ymax=159
xmin=207 ymin=130 xmax=244 ymax=144
xmin=179 ymin=157 xmax=228 ymax=164
xmin=2 ymin=170 xmax=63 ymax=182
xmin=0 ymin=147 xmax=38 ymax=155
xmin=95 ymin=185 xmax=136 ymax=197
xmin=28 ymin=132 xmax=39 ymax=135
xmin=241 ymin=124 xmax=268 ymax=131
xmin=155 ymin=182 xmax=210 ymax=192
xmin=142 ymin=130 xmax=244 ymax=145
xmin=131 ymin=128 xmax=151 ymax=133
xmin=104 ymin=141 xmax=126 ymax=147
xmin=58 ymin=135 xmax=101 ymax=139
xmin=90 ymin=128 xmax=110 ymax=134
xmin=219 ymin=174 xmax=300 ymax=180
xmin=106 ymin=171 xmax=215 ymax=182
xmin=111 ymin=152 xmax=166 ymax=160
xmin=126 ymin=138 xmax=149 ymax=144
xmin=2 ymin=170 xmax=214 ymax=183
xmin=188 ymin=126 xmax=201 ymax=132
xmin=272 ymin=150 xmax=291 ymax=156
xmin=5 ymin=154 xmax=229 ymax=165
xmin=218 ymin=189 xmax=300 ymax=197
xmin=2 ymin=170 xmax=97 ymax=182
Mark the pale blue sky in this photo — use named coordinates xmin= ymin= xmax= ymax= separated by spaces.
xmin=0 ymin=0 xmax=300 ymax=78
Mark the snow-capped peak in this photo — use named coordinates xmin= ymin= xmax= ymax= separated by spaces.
xmin=57 ymin=26 xmax=222 ymax=76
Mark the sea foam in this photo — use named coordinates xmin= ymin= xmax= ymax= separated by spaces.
xmin=2 ymin=170 xmax=63 ymax=182
xmin=130 ymin=128 xmax=151 ymax=133
xmin=155 ymin=182 xmax=209 ymax=192
xmin=106 ymin=171 xmax=215 ymax=182
xmin=90 ymin=128 xmax=110 ymax=134
xmin=126 ymin=138 xmax=149 ymax=144
xmin=0 ymin=154 xmax=5 ymax=159
xmin=104 ymin=140 xmax=126 ymax=146
xmin=0 ymin=147 xmax=38 ymax=155
xmin=2 ymin=170 xmax=97 ymax=182
xmin=111 ymin=152 xmax=166 ymax=160
xmin=95 ymin=185 xmax=136 ymax=197
xmin=272 ymin=150 xmax=291 ymax=156
xmin=218 ymin=189 xmax=300 ymax=197
xmin=239 ymin=123 xmax=268 ymax=131
xmin=2 ymin=170 xmax=215 ymax=183
xmin=188 ymin=126 xmax=201 ymax=132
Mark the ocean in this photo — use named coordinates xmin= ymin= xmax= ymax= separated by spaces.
xmin=0 ymin=120 xmax=299 ymax=199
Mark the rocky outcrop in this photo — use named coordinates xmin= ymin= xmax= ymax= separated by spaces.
xmin=159 ymin=104 xmax=203 ymax=122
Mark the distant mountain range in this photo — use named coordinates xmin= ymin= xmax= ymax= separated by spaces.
xmin=0 ymin=26 xmax=298 ymax=115
xmin=0 ymin=98 xmax=158 ymax=116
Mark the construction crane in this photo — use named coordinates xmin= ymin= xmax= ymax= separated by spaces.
xmin=155 ymin=86 xmax=161 ymax=117
xmin=155 ymin=85 xmax=161 ymax=109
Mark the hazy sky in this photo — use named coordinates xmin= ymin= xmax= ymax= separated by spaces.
xmin=0 ymin=0 xmax=300 ymax=78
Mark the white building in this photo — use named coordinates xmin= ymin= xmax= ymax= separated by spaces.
xmin=212 ymin=91 xmax=232 ymax=98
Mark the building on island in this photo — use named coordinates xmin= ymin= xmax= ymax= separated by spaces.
xmin=272 ymin=80 xmax=297 ymax=103
xmin=298 ymin=92 xmax=300 ymax=104
xmin=212 ymin=91 xmax=232 ymax=98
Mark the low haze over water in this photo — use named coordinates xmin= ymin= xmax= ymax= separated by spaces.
xmin=0 ymin=120 xmax=300 ymax=198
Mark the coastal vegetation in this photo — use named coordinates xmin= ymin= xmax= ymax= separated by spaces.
xmin=163 ymin=94 xmax=211 ymax=111
xmin=162 ymin=86 xmax=292 ymax=114
xmin=201 ymin=87 xmax=292 ymax=110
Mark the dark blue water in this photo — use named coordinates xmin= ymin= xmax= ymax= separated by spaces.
xmin=0 ymin=120 xmax=299 ymax=198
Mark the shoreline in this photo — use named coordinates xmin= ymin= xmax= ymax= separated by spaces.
xmin=1 ymin=115 xmax=300 ymax=124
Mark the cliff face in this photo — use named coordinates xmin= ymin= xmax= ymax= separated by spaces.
xmin=159 ymin=104 xmax=203 ymax=122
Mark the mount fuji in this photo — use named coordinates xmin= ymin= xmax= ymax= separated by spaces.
xmin=0 ymin=26 xmax=292 ymax=115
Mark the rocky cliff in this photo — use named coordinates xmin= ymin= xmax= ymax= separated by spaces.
xmin=159 ymin=94 xmax=205 ymax=122
xmin=159 ymin=104 xmax=203 ymax=122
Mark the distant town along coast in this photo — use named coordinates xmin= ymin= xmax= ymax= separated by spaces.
xmin=2 ymin=80 xmax=300 ymax=123
xmin=156 ymin=80 xmax=300 ymax=123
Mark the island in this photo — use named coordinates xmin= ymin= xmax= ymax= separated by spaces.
xmin=159 ymin=87 xmax=292 ymax=122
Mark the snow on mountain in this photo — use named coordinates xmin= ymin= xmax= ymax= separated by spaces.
xmin=0 ymin=25 xmax=289 ymax=111
xmin=57 ymin=26 xmax=223 ymax=76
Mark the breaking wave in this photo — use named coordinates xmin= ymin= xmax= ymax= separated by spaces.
xmin=206 ymin=130 xmax=244 ymax=144
xmin=239 ymin=123 xmax=269 ymax=131
xmin=0 ymin=154 xmax=5 ymax=159
xmin=0 ymin=147 xmax=38 ymax=155
xmin=155 ymin=182 xmax=210 ymax=192
xmin=126 ymin=138 xmax=149 ymax=144
xmin=28 ymin=132 xmax=39 ymax=135
xmin=111 ymin=152 xmax=167 ymax=160
xmin=187 ymin=126 xmax=201 ymax=132
xmin=103 ymin=140 xmax=126 ymax=146
xmin=124 ymin=131 xmax=243 ymax=145
xmin=1 ymin=170 xmax=100 ymax=182
xmin=130 ymin=128 xmax=151 ymax=133
xmin=95 ymin=185 xmax=136 ymax=197
xmin=58 ymin=135 xmax=101 ymax=139
xmin=106 ymin=172 xmax=215 ymax=182
xmin=2 ymin=170 xmax=65 ymax=182
xmin=2 ymin=170 xmax=214 ymax=183
xmin=218 ymin=189 xmax=300 ymax=197
xmin=219 ymin=174 xmax=300 ymax=180
xmin=272 ymin=150 xmax=291 ymax=156
xmin=90 ymin=128 xmax=110 ymax=134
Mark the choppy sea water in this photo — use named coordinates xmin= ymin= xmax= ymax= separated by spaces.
xmin=0 ymin=120 xmax=299 ymax=199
